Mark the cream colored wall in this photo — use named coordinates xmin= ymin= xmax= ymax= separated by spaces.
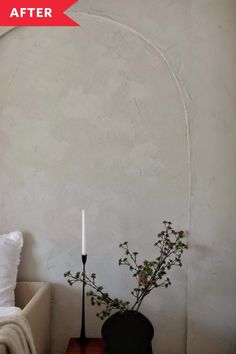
xmin=0 ymin=1 xmax=235 ymax=354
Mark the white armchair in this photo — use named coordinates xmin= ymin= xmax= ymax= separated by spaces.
xmin=0 ymin=282 xmax=51 ymax=354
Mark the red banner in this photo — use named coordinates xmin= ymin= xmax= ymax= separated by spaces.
xmin=0 ymin=0 xmax=79 ymax=26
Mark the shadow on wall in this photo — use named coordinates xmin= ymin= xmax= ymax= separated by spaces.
xmin=18 ymin=231 xmax=41 ymax=281
xmin=187 ymin=317 xmax=236 ymax=354
xmin=51 ymin=283 xmax=82 ymax=354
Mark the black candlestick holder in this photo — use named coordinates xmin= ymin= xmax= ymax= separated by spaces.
xmin=80 ymin=254 xmax=87 ymax=345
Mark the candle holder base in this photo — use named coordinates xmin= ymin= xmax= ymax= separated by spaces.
xmin=80 ymin=254 xmax=87 ymax=345
xmin=79 ymin=336 xmax=88 ymax=346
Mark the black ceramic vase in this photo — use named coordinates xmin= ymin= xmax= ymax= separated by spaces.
xmin=101 ymin=310 xmax=154 ymax=354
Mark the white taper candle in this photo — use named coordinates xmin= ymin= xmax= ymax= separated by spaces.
xmin=82 ymin=209 xmax=86 ymax=255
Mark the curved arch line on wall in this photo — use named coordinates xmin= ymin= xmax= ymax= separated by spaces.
xmin=0 ymin=12 xmax=191 ymax=227
xmin=77 ymin=11 xmax=192 ymax=226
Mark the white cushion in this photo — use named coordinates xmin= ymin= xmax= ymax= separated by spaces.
xmin=0 ymin=232 xmax=23 ymax=306
xmin=0 ymin=306 xmax=22 ymax=317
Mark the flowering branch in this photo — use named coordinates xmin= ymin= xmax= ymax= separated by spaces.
xmin=64 ymin=221 xmax=187 ymax=319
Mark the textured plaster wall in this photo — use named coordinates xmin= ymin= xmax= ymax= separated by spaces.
xmin=0 ymin=1 xmax=236 ymax=354
xmin=188 ymin=1 xmax=236 ymax=353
